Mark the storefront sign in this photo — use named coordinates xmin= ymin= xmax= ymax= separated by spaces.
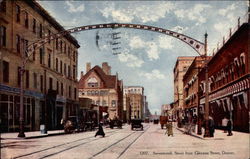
xmin=0 ymin=84 xmax=44 ymax=99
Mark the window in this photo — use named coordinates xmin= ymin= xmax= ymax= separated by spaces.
xmin=64 ymin=43 xmax=66 ymax=53
xmin=56 ymin=58 xmax=58 ymax=72
xmin=57 ymin=81 xmax=59 ymax=93
xmin=73 ymin=51 xmax=76 ymax=62
xmin=102 ymin=100 xmax=107 ymax=106
xmin=16 ymin=5 xmax=20 ymax=22
xmin=32 ymin=18 xmax=36 ymax=33
xmin=49 ymin=77 xmax=53 ymax=90
xmin=68 ymin=65 xmax=71 ymax=78
xmin=95 ymin=91 xmax=99 ymax=96
xmin=48 ymin=30 xmax=51 ymax=44
xmin=24 ymin=11 xmax=29 ymax=28
xmin=0 ymin=1 xmax=6 ymax=12
xmin=17 ymin=67 xmax=21 ymax=86
xmin=96 ymin=100 xmax=100 ymax=105
xmin=24 ymin=39 xmax=28 ymax=57
xmin=60 ymin=60 xmax=63 ymax=73
xmin=68 ymin=47 xmax=71 ymax=57
xmin=48 ymin=53 xmax=51 ymax=68
xmin=33 ymin=73 xmax=37 ymax=89
xmin=60 ymin=41 xmax=63 ymax=52
xmin=74 ymin=88 xmax=77 ymax=100
xmin=0 ymin=26 xmax=6 ymax=47
xmin=112 ymin=100 xmax=116 ymax=107
xmin=56 ymin=38 xmax=58 ymax=49
xmin=26 ymin=70 xmax=29 ymax=89
xmin=33 ymin=47 xmax=36 ymax=61
xmin=69 ymin=86 xmax=71 ymax=98
xmin=16 ymin=34 xmax=20 ymax=53
xmin=3 ymin=61 xmax=9 ymax=83
xmin=40 ymin=75 xmax=43 ymax=92
xmin=73 ymin=65 xmax=76 ymax=80
xmin=87 ymin=77 xmax=98 ymax=88
xmin=39 ymin=24 xmax=43 ymax=38
xmin=39 ymin=48 xmax=43 ymax=64
xmin=61 ymin=83 xmax=63 ymax=96
xmin=64 ymin=63 xmax=66 ymax=75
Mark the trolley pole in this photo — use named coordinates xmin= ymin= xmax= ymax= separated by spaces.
xmin=203 ymin=32 xmax=210 ymax=137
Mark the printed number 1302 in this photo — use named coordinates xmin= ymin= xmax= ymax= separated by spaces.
xmin=140 ymin=151 xmax=149 ymax=155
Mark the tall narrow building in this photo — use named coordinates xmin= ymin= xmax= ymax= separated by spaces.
xmin=173 ymin=57 xmax=195 ymax=121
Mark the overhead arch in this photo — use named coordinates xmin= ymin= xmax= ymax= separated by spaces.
xmin=25 ymin=23 xmax=205 ymax=63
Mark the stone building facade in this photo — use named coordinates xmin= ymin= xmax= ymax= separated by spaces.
xmin=0 ymin=0 xmax=80 ymax=132
xmin=124 ymin=86 xmax=145 ymax=119
xmin=173 ymin=56 xmax=195 ymax=120
xmin=198 ymin=23 xmax=249 ymax=132
xmin=78 ymin=62 xmax=123 ymax=120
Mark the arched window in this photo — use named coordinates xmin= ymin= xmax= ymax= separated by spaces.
xmin=240 ymin=52 xmax=246 ymax=74
xmin=87 ymin=77 xmax=98 ymax=88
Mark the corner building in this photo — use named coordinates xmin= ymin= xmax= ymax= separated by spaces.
xmin=198 ymin=23 xmax=249 ymax=132
xmin=0 ymin=0 xmax=80 ymax=132
xmin=78 ymin=62 xmax=123 ymax=120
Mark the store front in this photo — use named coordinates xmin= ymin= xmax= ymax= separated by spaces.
xmin=0 ymin=84 xmax=44 ymax=132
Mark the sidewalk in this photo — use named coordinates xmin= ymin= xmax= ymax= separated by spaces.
xmin=176 ymin=126 xmax=249 ymax=140
xmin=1 ymin=129 xmax=65 ymax=140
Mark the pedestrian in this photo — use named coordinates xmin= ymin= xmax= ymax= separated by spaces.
xmin=165 ymin=121 xmax=173 ymax=136
xmin=95 ymin=123 xmax=105 ymax=137
xmin=191 ymin=115 xmax=197 ymax=133
xmin=227 ymin=120 xmax=233 ymax=136
xmin=208 ymin=116 xmax=215 ymax=137
xmin=222 ymin=117 xmax=228 ymax=133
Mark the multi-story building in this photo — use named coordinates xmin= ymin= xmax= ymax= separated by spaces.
xmin=173 ymin=56 xmax=195 ymax=121
xmin=144 ymin=101 xmax=151 ymax=119
xmin=198 ymin=22 xmax=249 ymax=132
xmin=183 ymin=57 xmax=204 ymax=117
xmin=78 ymin=62 xmax=123 ymax=120
xmin=0 ymin=0 xmax=80 ymax=132
xmin=124 ymin=86 xmax=145 ymax=119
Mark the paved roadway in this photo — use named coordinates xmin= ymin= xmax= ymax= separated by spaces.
xmin=1 ymin=123 xmax=249 ymax=159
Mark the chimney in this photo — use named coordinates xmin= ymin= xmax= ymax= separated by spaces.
xmin=86 ymin=62 xmax=91 ymax=73
xmin=102 ymin=62 xmax=111 ymax=75
xmin=80 ymin=71 xmax=84 ymax=78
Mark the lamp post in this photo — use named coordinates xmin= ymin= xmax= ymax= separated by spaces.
xmin=18 ymin=38 xmax=26 ymax=137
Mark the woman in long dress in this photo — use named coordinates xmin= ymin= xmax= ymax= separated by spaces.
xmin=95 ymin=123 xmax=105 ymax=137
xmin=166 ymin=121 xmax=173 ymax=136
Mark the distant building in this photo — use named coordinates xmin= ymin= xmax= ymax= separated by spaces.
xmin=124 ymin=86 xmax=145 ymax=119
xmin=78 ymin=62 xmax=123 ymax=120
xmin=173 ymin=57 xmax=195 ymax=120
xmin=198 ymin=23 xmax=249 ymax=132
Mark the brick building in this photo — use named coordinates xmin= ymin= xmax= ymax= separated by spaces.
xmin=0 ymin=0 xmax=80 ymax=132
xmin=183 ymin=57 xmax=204 ymax=117
xmin=173 ymin=56 xmax=195 ymax=121
xmin=198 ymin=23 xmax=249 ymax=132
xmin=78 ymin=62 xmax=123 ymax=120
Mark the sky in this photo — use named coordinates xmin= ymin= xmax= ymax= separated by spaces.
xmin=38 ymin=0 xmax=248 ymax=115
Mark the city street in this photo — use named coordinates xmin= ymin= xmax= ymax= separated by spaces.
xmin=1 ymin=123 xmax=249 ymax=159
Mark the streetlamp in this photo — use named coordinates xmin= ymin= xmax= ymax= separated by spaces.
xmin=17 ymin=38 xmax=26 ymax=137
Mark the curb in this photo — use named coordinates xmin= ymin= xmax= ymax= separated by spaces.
xmin=176 ymin=127 xmax=205 ymax=140
xmin=24 ymin=132 xmax=65 ymax=139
